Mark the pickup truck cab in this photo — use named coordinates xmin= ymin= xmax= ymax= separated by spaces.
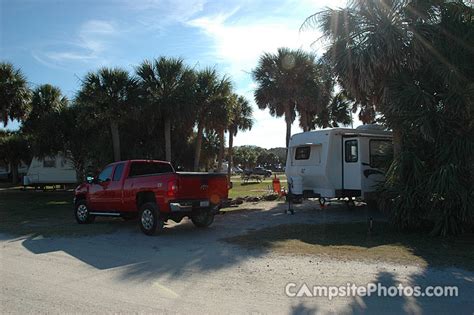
xmin=74 ymin=160 xmax=229 ymax=235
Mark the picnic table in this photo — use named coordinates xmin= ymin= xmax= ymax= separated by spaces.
xmin=241 ymin=173 xmax=263 ymax=183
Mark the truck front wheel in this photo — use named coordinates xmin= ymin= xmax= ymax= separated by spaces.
xmin=139 ymin=202 xmax=164 ymax=236
xmin=74 ymin=200 xmax=95 ymax=224
xmin=191 ymin=210 xmax=214 ymax=228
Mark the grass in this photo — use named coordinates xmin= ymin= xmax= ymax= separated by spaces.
xmin=228 ymin=174 xmax=287 ymax=199
xmin=224 ymin=222 xmax=474 ymax=271
xmin=0 ymin=173 xmax=286 ymax=237
xmin=0 ymin=190 xmax=123 ymax=237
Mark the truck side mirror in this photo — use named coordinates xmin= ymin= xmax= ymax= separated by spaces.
xmin=86 ymin=176 xmax=94 ymax=184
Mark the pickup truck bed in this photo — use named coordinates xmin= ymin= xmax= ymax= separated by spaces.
xmin=74 ymin=160 xmax=229 ymax=235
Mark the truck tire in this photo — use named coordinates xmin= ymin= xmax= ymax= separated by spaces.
xmin=74 ymin=200 xmax=95 ymax=224
xmin=191 ymin=209 xmax=214 ymax=228
xmin=139 ymin=202 xmax=164 ymax=236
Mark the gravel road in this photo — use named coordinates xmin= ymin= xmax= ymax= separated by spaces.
xmin=1 ymin=201 xmax=473 ymax=314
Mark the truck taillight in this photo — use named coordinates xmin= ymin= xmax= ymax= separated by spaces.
xmin=167 ymin=180 xmax=178 ymax=197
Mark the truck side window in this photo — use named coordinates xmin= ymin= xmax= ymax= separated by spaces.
xmin=295 ymin=146 xmax=311 ymax=160
xmin=97 ymin=165 xmax=113 ymax=182
xmin=112 ymin=163 xmax=124 ymax=181
xmin=129 ymin=162 xmax=174 ymax=177
xmin=345 ymin=140 xmax=358 ymax=163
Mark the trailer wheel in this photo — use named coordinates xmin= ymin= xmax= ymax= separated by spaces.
xmin=139 ymin=202 xmax=164 ymax=236
xmin=191 ymin=209 xmax=214 ymax=228
xmin=74 ymin=200 xmax=95 ymax=224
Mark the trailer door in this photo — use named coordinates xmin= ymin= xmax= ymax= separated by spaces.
xmin=343 ymin=138 xmax=361 ymax=191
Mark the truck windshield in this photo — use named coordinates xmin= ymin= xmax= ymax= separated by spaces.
xmin=129 ymin=162 xmax=174 ymax=177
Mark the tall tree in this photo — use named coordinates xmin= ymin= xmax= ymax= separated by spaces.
xmin=193 ymin=68 xmax=232 ymax=171
xmin=23 ymin=84 xmax=68 ymax=156
xmin=0 ymin=62 xmax=31 ymax=126
xmin=77 ymin=68 xmax=138 ymax=162
xmin=311 ymin=91 xmax=353 ymax=129
xmin=227 ymin=94 xmax=253 ymax=180
xmin=136 ymin=57 xmax=196 ymax=161
xmin=305 ymin=0 xmax=474 ymax=235
xmin=0 ymin=131 xmax=30 ymax=184
xmin=253 ymin=48 xmax=331 ymax=148
xmin=302 ymin=0 xmax=412 ymax=156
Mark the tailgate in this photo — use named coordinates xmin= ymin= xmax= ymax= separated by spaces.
xmin=176 ymin=172 xmax=229 ymax=204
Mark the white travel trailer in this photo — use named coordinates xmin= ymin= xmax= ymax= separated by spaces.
xmin=0 ymin=161 xmax=28 ymax=180
xmin=23 ymin=154 xmax=77 ymax=188
xmin=285 ymin=125 xmax=392 ymax=204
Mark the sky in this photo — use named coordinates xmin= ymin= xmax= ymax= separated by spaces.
xmin=0 ymin=0 xmax=356 ymax=148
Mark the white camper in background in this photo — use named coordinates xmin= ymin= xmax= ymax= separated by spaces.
xmin=285 ymin=125 xmax=392 ymax=203
xmin=0 ymin=161 xmax=28 ymax=180
xmin=23 ymin=154 xmax=77 ymax=187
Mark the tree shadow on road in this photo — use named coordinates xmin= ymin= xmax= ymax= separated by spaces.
xmin=20 ymin=216 xmax=265 ymax=280
xmin=14 ymin=198 xmax=474 ymax=314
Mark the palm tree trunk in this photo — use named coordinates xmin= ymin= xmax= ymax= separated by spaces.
xmin=164 ymin=118 xmax=171 ymax=161
xmin=217 ymin=129 xmax=225 ymax=171
xmin=110 ymin=121 xmax=121 ymax=161
xmin=392 ymin=127 xmax=402 ymax=160
xmin=285 ymin=118 xmax=292 ymax=148
xmin=10 ymin=161 xmax=19 ymax=184
xmin=73 ymin=159 xmax=85 ymax=183
xmin=227 ymin=132 xmax=234 ymax=182
xmin=194 ymin=122 xmax=204 ymax=171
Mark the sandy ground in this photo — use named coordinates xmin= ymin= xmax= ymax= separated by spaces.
xmin=1 ymin=201 xmax=473 ymax=314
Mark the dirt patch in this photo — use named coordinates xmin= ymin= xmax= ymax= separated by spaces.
xmin=223 ymin=221 xmax=474 ymax=270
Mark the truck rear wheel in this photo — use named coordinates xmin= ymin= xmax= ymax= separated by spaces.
xmin=191 ymin=209 xmax=214 ymax=228
xmin=74 ymin=200 xmax=95 ymax=224
xmin=139 ymin=202 xmax=164 ymax=236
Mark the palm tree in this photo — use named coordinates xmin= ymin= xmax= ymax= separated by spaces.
xmin=301 ymin=0 xmax=413 ymax=156
xmin=0 ymin=62 xmax=31 ymax=126
xmin=305 ymin=0 xmax=474 ymax=235
xmin=24 ymin=84 xmax=68 ymax=131
xmin=136 ymin=57 xmax=196 ymax=162
xmin=0 ymin=131 xmax=30 ymax=184
xmin=77 ymin=68 xmax=138 ymax=162
xmin=310 ymin=91 xmax=353 ymax=129
xmin=252 ymin=48 xmax=330 ymax=148
xmin=193 ymin=68 xmax=232 ymax=171
xmin=23 ymin=84 xmax=69 ymax=157
xmin=227 ymin=94 xmax=253 ymax=180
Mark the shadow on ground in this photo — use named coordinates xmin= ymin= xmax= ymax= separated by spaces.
xmin=3 ymin=190 xmax=472 ymax=314
xmin=16 ymin=198 xmax=384 ymax=279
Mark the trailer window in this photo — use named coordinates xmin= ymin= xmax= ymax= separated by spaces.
xmin=129 ymin=162 xmax=173 ymax=177
xmin=370 ymin=140 xmax=393 ymax=168
xmin=345 ymin=140 xmax=358 ymax=163
xmin=112 ymin=163 xmax=124 ymax=181
xmin=43 ymin=158 xmax=56 ymax=168
xmin=295 ymin=146 xmax=311 ymax=160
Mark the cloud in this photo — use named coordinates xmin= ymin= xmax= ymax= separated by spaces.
xmin=125 ymin=0 xmax=207 ymax=30
xmin=187 ymin=9 xmax=320 ymax=81
xmin=187 ymin=2 xmax=319 ymax=148
xmin=32 ymin=19 xmax=118 ymax=68
xmin=189 ymin=0 xmax=352 ymax=148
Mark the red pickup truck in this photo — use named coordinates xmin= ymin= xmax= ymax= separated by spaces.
xmin=73 ymin=160 xmax=229 ymax=235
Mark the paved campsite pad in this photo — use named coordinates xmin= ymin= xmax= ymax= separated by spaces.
xmin=1 ymin=199 xmax=473 ymax=314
